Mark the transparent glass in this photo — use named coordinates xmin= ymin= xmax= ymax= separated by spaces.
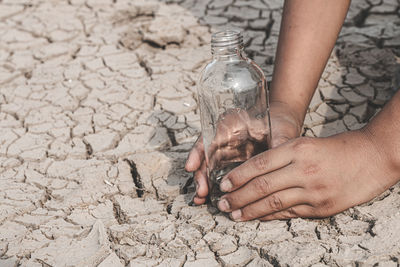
xmin=197 ymin=30 xmax=271 ymax=207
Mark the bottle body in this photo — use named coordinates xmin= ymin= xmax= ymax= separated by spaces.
xmin=197 ymin=30 xmax=271 ymax=207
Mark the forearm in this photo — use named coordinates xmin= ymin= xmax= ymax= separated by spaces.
xmin=270 ymin=0 xmax=351 ymax=126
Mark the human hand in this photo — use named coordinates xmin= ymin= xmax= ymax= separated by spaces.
xmin=217 ymin=129 xmax=399 ymax=221
xmin=185 ymin=101 xmax=302 ymax=205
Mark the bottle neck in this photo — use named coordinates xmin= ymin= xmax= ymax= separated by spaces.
xmin=211 ymin=45 xmax=244 ymax=60
xmin=211 ymin=30 xmax=244 ymax=61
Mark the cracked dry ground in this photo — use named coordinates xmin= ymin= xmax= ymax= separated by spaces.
xmin=0 ymin=0 xmax=399 ymax=266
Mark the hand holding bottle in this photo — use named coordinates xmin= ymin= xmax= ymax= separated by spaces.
xmin=186 ymin=101 xmax=302 ymax=205
xmin=216 ymin=127 xmax=399 ymax=221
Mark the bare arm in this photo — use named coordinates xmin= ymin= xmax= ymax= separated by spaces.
xmin=270 ymin=0 xmax=351 ymax=126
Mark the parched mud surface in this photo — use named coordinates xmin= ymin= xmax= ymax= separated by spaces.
xmin=0 ymin=0 xmax=399 ymax=266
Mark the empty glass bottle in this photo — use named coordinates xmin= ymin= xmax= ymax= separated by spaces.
xmin=197 ymin=29 xmax=271 ymax=207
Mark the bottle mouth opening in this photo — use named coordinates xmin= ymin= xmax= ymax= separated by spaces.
xmin=211 ymin=29 xmax=243 ymax=48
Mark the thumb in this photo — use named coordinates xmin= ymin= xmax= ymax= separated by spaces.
xmin=185 ymin=136 xmax=205 ymax=172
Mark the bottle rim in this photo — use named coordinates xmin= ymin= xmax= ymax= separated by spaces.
xmin=211 ymin=29 xmax=243 ymax=48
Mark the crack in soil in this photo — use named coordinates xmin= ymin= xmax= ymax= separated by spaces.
xmin=124 ymin=159 xmax=144 ymax=198
xmin=112 ymin=198 xmax=129 ymax=224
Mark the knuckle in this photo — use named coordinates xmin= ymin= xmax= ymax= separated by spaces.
xmin=272 ymin=136 xmax=290 ymax=147
xmin=252 ymin=154 xmax=269 ymax=171
xmin=309 ymin=189 xmax=326 ymax=206
xmin=307 ymin=179 xmax=334 ymax=202
xmin=303 ymin=173 xmax=329 ymax=194
xmin=320 ymin=198 xmax=336 ymax=210
xmin=253 ymin=176 xmax=272 ymax=196
xmin=292 ymin=137 xmax=315 ymax=153
xmin=266 ymin=194 xmax=283 ymax=212
xmin=302 ymin=163 xmax=321 ymax=176
xmin=310 ymin=181 xmax=328 ymax=193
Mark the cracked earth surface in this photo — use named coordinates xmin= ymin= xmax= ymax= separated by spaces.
xmin=0 ymin=0 xmax=399 ymax=266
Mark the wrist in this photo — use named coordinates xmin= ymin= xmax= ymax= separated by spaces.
xmin=269 ymin=80 xmax=317 ymax=129
xmin=269 ymin=99 xmax=305 ymax=133
xmin=359 ymin=126 xmax=400 ymax=188
xmin=358 ymin=91 xmax=400 ymax=188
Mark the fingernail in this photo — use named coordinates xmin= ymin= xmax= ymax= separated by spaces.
xmin=231 ymin=209 xmax=242 ymax=221
xmin=218 ymin=198 xmax=230 ymax=212
xmin=220 ymin=179 xmax=232 ymax=192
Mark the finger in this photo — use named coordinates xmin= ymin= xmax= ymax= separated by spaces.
xmin=259 ymin=205 xmax=314 ymax=221
xmin=207 ymin=111 xmax=250 ymax=156
xmin=206 ymin=109 xmax=267 ymax=165
xmin=193 ymin=161 xmax=208 ymax=205
xmin=185 ymin=135 xmax=204 ymax=172
xmin=209 ymin=142 xmax=255 ymax=170
xmin=194 ymin=160 xmax=208 ymax=198
xmin=228 ymin=188 xmax=308 ymax=222
xmin=218 ymin=165 xmax=303 ymax=212
xmin=207 ymin=131 xmax=245 ymax=162
xmin=218 ymin=154 xmax=252 ymax=167
xmin=193 ymin=196 xmax=207 ymax=205
xmin=220 ymin=142 xmax=293 ymax=192
xmin=215 ymin=141 xmax=257 ymax=167
xmin=246 ymin=116 xmax=270 ymax=143
xmin=209 ymin=146 xmax=242 ymax=170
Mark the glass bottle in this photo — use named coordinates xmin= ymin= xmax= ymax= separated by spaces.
xmin=197 ymin=29 xmax=271 ymax=207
